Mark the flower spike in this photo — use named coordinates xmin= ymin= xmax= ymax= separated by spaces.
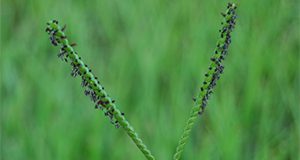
xmin=46 ymin=20 xmax=155 ymax=160
xmin=173 ymin=3 xmax=237 ymax=160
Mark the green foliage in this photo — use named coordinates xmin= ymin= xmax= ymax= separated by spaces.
xmin=1 ymin=0 xmax=299 ymax=160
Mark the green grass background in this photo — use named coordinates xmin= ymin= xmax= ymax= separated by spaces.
xmin=1 ymin=0 xmax=299 ymax=159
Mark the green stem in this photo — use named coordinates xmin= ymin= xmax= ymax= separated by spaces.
xmin=111 ymin=104 xmax=155 ymax=160
xmin=173 ymin=106 xmax=199 ymax=160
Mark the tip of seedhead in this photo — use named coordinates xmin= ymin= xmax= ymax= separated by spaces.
xmin=46 ymin=20 xmax=58 ymax=25
xmin=229 ymin=2 xmax=237 ymax=9
xmin=52 ymin=20 xmax=58 ymax=24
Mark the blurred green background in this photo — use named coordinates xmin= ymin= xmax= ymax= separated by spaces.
xmin=1 ymin=0 xmax=299 ymax=159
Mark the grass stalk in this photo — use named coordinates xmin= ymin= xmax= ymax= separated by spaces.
xmin=173 ymin=3 xmax=237 ymax=160
xmin=45 ymin=21 xmax=155 ymax=160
